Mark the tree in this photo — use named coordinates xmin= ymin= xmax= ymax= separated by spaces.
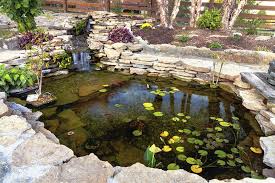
xmin=221 ymin=0 xmax=248 ymax=30
xmin=156 ymin=0 xmax=182 ymax=29
xmin=0 ymin=0 xmax=42 ymax=32
xmin=189 ymin=0 xmax=202 ymax=28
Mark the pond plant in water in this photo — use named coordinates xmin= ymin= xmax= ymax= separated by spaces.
xmin=143 ymin=87 xmax=263 ymax=179
xmin=36 ymin=72 xmax=264 ymax=180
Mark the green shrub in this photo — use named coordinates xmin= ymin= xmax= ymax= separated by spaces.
xmin=179 ymin=35 xmax=190 ymax=43
xmin=208 ymin=41 xmax=223 ymax=49
xmin=0 ymin=64 xmax=36 ymax=91
xmin=197 ymin=8 xmax=222 ymax=30
xmin=0 ymin=0 xmax=42 ymax=32
xmin=53 ymin=52 xmax=73 ymax=69
xmin=74 ymin=20 xmax=87 ymax=36
xmin=243 ymin=19 xmax=264 ymax=35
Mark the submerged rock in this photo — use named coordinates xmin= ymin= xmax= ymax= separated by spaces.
xmin=260 ymin=136 xmax=275 ymax=168
xmin=57 ymin=109 xmax=84 ymax=133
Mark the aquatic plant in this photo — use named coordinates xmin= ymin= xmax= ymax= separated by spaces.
xmin=210 ymin=53 xmax=225 ymax=88
xmin=145 ymin=114 xmax=263 ymax=178
xmin=108 ymin=27 xmax=134 ymax=43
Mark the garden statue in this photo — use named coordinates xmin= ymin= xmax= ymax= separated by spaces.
xmin=267 ymin=61 xmax=275 ymax=86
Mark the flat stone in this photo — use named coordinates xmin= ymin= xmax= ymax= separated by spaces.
xmin=112 ymin=43 xmax=127 ymax=51
xmin=219 ymin=82 xmax=236 ymax=94
xmin=233 ymin=76 xmax=251 ymax=89
xmin=0 ymin=50 xmax=26 ymax=63
xmin=128 ymin=44 xmax=143 ymax=52
xmin=104 ymin=48 xmax=121 ymax=60
xmin=239 ymin=89 xmax=267 ymax=112
xmin=177 ymin=58 xmax=212 ymax=73
xmin=136 ymin=54 xmax=158 ymax=62
xmin=129 ymin=68 xmax=147 ymax=75
xmin=170 ymin=71 xmax=195 ymax=78
xmin=260 ymin=110 xmax=275 ymax=120
xmin=118 ymin=59 xmax=131 ymax=64
xmin=88 ymin=41 xmax=103 ymax=50
xmin=131 ymin=60 xmax=154 ymax=66
xmin=0 ymin=92 xmax=7 ymax=100
xmin=59 ymin=154 xmax=114 ymax=183
xmin=255 ymin=113 xmax=275 ymax=136
xmin=110 ymin=163 xmax=207 ymax=183
xmin=255 ymin=36 xmax=272 ymax=41
xmin=12 ymin=132 xmax=74 ymax=166
xmin=0 ymin=100 xmax=9 ymax=117
xmin=0 ymin=115 xmax=30 ymax=135
xmin=260 ymin=136 xmax=275 ymax=168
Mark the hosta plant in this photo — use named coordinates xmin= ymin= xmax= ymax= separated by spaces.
xmin=108 ymin=27 xmax=134 ymax=43
xmin=0 ymin=64 xmax=36 ymax=92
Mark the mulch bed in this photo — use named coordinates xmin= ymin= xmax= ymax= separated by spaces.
xmin=132 ymin=26 xmax=275 ymax=52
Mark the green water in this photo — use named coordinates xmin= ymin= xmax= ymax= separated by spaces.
xmin=37 ymin=71 xmax=264 ymax=180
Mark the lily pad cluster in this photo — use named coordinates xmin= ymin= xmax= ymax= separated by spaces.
xmin=144 ymin=116 xmax=263 ymax=178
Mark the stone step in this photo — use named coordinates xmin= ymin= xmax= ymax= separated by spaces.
xmin=0 ymin=50 xmax=27 ymax=65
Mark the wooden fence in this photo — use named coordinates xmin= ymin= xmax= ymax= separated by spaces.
xmin=43 ymin=0 xmax=275 ymax=28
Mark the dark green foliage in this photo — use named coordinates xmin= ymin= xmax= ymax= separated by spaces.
xmin=53 ymin=52 xmax=73 ymax=69
xmin=0 ymin=64 xmax=36 ymax=91
xmin=0 ymin=0 xmax=42 ymax=32
xmin=179 ymin=35 xmax=190 ymax=43
xmin=208 ymin=41 xmax=223 ymax=49
xmin=197 ymin=8 xmax=222 ymax=30
xmin=74 ymin=19 xmax=87 ymax=36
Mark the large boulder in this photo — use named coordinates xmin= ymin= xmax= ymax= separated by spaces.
xmin=110 ymin=163 xmax=207 ymax=183
xmin=239 ymin=89 xmax=267 ymax=112
xmin=12 ymin=132 xmax=74 ymax=167
xmin=260 ymin=136 xmax=275 ymax=168
xmin=0 ymin=100 xmax=9 ymax=117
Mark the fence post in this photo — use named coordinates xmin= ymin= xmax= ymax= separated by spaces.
xmin=106 ymin=0 xmax=111 ymax=12
xmin=64 ymin=0 xmax=68 ymax=13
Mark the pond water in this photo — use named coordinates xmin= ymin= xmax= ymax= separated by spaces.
xmin=30 ymin=71 xmax=264 ymax=180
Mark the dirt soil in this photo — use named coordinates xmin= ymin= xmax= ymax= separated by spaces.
xmin=132 ymin=26 xmax=275 ymax=52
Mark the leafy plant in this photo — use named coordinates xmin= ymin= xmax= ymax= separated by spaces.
xmin=208 ymin=41 xmax=223 ymax=49
xmin=108 ymin=27 xmax=134 ymax=43
xmin=197 ymin=8 xmax=222 ymax=30
xmin=0 ymin=0 xmax=42 ymax=32
xmin=140 ymin=23 xmax=153 ymax=29
xmin=256 ymin=46 xmax=272 ymax=52
xmin=53 ymin=52 xmax=73 ymax=69
xmin=74 ymin=19 xmax=87 ymax=36
xmin=179 ymin=35 xmax=190 ymax=43
xmin=0 ymin=64 xmax=36 ymax=92
xmin=18 ymin=31 xmax=53 ymax=49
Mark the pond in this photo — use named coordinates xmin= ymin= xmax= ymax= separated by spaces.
xmin=23 ymin=71 xmax=265 ymax=180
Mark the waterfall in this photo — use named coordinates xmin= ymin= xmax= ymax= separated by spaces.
xmin=72 ymin=52 xmax=91 ymax=71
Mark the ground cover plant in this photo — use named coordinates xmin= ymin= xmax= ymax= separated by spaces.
xmin=18 ymin=31 xmax=53 ymax=49
xmin=108 ymin=27 xmax=134 ymax=43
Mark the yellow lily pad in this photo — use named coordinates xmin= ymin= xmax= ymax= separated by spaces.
xmin=143 ymin=103 xmax=153 ymax=108
xmin=168 ymin=138 xmax=175 ymax=144
xmin=149 ymin=144 xmax=162 ymax=154
xmin=160 ymin=131 xmax=169 ymax=137
xmin=172 ymin=136 xmax=181 ymax=142
xmin=191 ymin=165 xmax=203 ymax=174
xmin=162 ymin=145 xmax=172 ymax=152
xmin=250 ymin=147 xmax=262 ymax=154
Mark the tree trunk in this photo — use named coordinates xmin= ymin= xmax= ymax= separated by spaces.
xmin=189 ymin=0 xmax=202 ymax=28
xmin=168 ymin=0 xmax=182 ymax=29
xmin=222 ymin=0 xmax=247 ymax=30
xmin=156 ymin=0 xmax=168 ymax=27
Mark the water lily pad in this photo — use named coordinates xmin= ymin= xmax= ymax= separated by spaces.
xmin=183 ymin=129 xmax=191 ymax=134
xmin=227 ymin=160 xmax=236 ymax=167
xmin=182 ymin=119 xmax=187 ymax=123
xmin=232 ymin=116 xmax=239 ymax=120
xmin=241 ymin=165 xmax=251 ymax=173
xmin=185 ymin=116 xmax=191 ymax=119
xmin=172 ymin=136 xmax=181 ymax=142
xmin=194 ymin=139 xmax=204 ymax=146
xmin=132 ymin=130 xmax=142 ymax=136
xmin=186 ymin=157 xmax=197 ymax=164
xmin=143 ymin=103 xmax=153 ymax=108
xmin=99 ymin=88 xmax=108 ymax=93
xmin=206 ymin=128 xmax=214 ymax=132
xmin=160 ymin=131 xmax=169 ymax=137
xmin=210 ymin=117 xmax=216 ymax=120
xmin=217 ymin=160 xmax=226 ymax=166
xmin=214 ymin=126 xmax=222 ymax=131
xmin=102 ymin=84 xmax=109 ymax=87
xmin=235 ymin=158 xmax=243 ymax=164
xmin=227 ymin=154 xmax=234 ymax=159
xmin=216 ymin=118 xmax=223 ymax=121
xmin=167 ymin=163 xmax=180 ymax=170
xmin=198 ymin=150 xmax=208 ymax=156
xmin=172 ymin=117 xmax=180 ymax=122
xmin=178 ymin=129 xmax=184 ymax=133
xmin=231 ymin=147 xmax=239 ymax=154
xmin=232 ymin=124 xmax=241 ymax=130
xmin=177 ymin=113 xmax=185 ymax=117
xmin=192 ymin=131 xmax=201 ymax=136
xmin=191 ymin=165 xmax=202 ymax=174
xmin=153 ymin=111 xmax=164 ymax=117
xmin=214 ymin=150 xmax=227 ymax=158
xmin=149 ymin=144 xmax=161 ymax=154
xmin=162 ymin=145 xmax=172 ymax=152
xmin=219 ymin=122 xmax=232 ymax=127
xmin=187 ymin=137 xmax=196 ymax=144
xmin=145 ymin=106 xmax=155 ymax=111
xmin=168 ymin=138 xmax=175 ymax=144
xmin=177 ymin=154 xmax=187 ymax=161
xmin=114 ymin=104 xmax=123 ymax=108
xmin=250 ymin=147 xmax=262 ymax=154
xmin=176 ymin=146 xmax=185 ymax=152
